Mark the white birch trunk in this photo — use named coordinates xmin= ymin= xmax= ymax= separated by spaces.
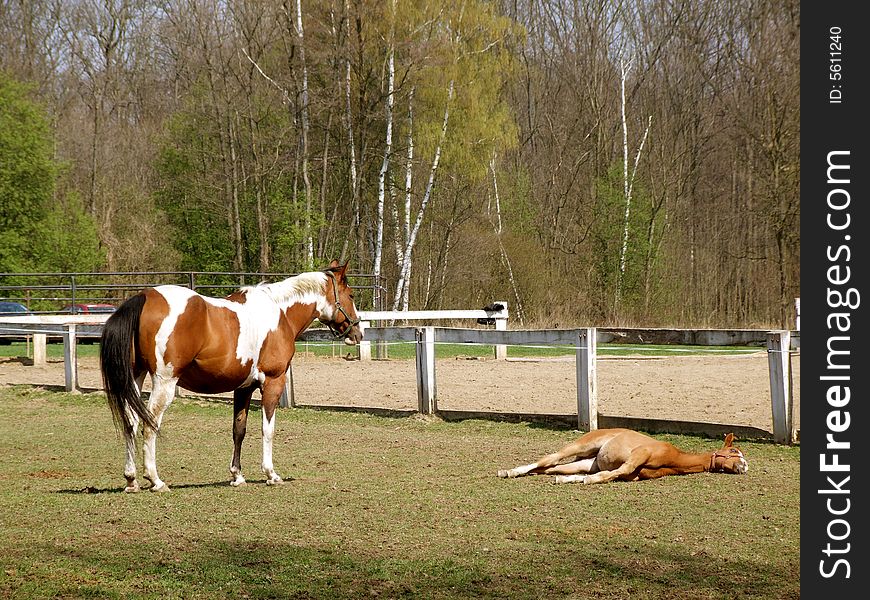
xmin=391 ymin=79 xmax=453 ymax=312
xmin=392 ymin=88 xmax=415 ymax=311
xmin=617 ymin=57 xmax=631 ymax=303
xmin=373 ymin=0 xmax=396 ymax=310
xmin=340 ymin=0 xmax=360 ymax=262
xmin=295 ymin=0 xmax=314 ymax=269
xmin=489 ymin=155 xmax=524 ymax=324
xmin=616 ymin=57 xmax=651 ymax=307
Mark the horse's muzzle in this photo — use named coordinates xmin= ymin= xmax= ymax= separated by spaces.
xmin=343 ymin=324 xmax=363 ymax=346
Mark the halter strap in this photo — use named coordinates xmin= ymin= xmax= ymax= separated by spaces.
xmin=709 ymin=450 xmax=732 ymax=472
xmin=324 ymin=270 xmax=360 ymax=340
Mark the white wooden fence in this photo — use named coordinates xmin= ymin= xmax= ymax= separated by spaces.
xmin=0 ymin=315 xmax=799 ymax=444
xmin=355 ymin=303 xmax=509 ymax=359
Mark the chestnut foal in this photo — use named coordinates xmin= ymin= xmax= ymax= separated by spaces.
xmin=497 ymin=428 xmax=748 ymax=484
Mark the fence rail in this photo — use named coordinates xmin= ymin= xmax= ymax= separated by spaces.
xmin=0 ymin=270 xmax=383 ymax=312
xmin=0 ymin=314 xmax=799 ymax=444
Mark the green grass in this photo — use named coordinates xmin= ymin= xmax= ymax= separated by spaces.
xmin=0 ymin=386 xmax=799 ymax=599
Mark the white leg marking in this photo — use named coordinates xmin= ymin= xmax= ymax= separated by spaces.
xmin=143 ymin=375 xmax=177 ymax=492
xmin=123 ymin=412 xmax=141 ymax=493
xmin=498 ymin=463 xmax=539 ymax=478
xmin=229 ymin=464 xmax=246 ymax=487
xmin=261 ymin=409 xmax=283 ymax=485
xmin=553 ymin=474 xmax=587 ymax=484
xmin=122 ymin=373 xmax=147 ymax=493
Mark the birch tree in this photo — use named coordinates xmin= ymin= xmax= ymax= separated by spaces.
xmin=488 ymin=154 xmax=525 ymax=324
xmin=372 ymin=0 xmax=397 ymax=311
xmin=614 ymin=56 xmax=651 ymax=309
xmin=289 ymin=0 xmax=314 ymax=269
xmin=391 ymin=79 xmax=453 ymax=311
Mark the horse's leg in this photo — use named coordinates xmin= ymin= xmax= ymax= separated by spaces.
xmin=260 ymin=375 xmax=286 ymax=485
xmin=542 ymin=457 xmax=597 ymax=476
xmin=229 ymin=385 xmax=256 ymax=487
xmin=555 ymin=448 xmax=652 ymax=485
xmin=142 ymin=374 xmax=177 ymax=492
xmin=122 ymin=372 xmax=147 ymax=493
xmin=497 ymin=439 xmax=598 ymax=479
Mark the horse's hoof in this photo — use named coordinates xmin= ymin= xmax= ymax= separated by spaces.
xmin=150 ymin=482 xmax=171 ymax=492
xmin=497 ymin=470 xmax=509 ymax=478
xmin=266 ymin=476 xmax=284 ymax=486
xmin=230 ymin=477 xmax=247 ymax=487
xmin=553 ymin=475 xmax=585 ymax=484
xmin=124 ymin=483 xmax=140 ymax=493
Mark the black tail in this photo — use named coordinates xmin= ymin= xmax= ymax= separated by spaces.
xmin=100 ymin=293 xmax=158 ymax=434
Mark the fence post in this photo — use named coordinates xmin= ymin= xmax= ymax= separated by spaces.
xmin=357 ymin=320 xmax=372 ymax=361
xmin=767 ymin=330 xmax=794 ymax=444
xmin=575 ymin=327 xmax=598 ymax=432
xmin=32 ymin=333 xmax=47 ymax=366
xmin=63 ymin=324 xmax=79 ymax=393
xmin=415 ymin=326 xmax=436 ymax=414
xmin=279 ymin=364 xmax=295 ymax=408
xmin=494 ymin=300 xmax=508 ymax=360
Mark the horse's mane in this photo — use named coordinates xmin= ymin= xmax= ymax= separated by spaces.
xmin=240 ymin=271 xmax=327 ymax=306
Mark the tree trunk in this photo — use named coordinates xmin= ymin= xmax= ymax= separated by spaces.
xmin=373 ymin=0 xmax=397 ymax=311
xmin=392 ymin=79 xmax=453 ymax=312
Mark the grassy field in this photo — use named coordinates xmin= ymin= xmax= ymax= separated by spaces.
xmin=0 ymin=386 xmax=799 ymax=599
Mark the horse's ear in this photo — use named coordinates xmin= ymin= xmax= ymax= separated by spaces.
xmin=723 ymin=433 xmax=735 ymax=447
xmin=327 ymin=259 xmax=340 ymax=269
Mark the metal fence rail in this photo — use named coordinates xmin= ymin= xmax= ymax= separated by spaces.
xmin=0 ymin=271 xmax=382 ymax=313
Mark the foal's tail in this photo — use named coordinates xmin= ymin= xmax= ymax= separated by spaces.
xmin=100 ymin=293 xmax=158 ymax=434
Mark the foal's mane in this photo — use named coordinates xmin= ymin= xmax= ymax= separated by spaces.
xmin=240 ymin=271 xmax=327 ymax=306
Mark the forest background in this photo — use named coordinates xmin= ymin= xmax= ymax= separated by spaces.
xmin=0 ymin=0 xmax=799 ymax=328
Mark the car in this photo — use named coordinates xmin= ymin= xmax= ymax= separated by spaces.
xmin=63 ymin=303 xmax=117 ymax=314
xmin=0 ymin=301 xmax=31 ymax=315
xmin=0 ymin=301 xmax=32 ymax=344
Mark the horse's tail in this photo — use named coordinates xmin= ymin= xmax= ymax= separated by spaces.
xmin=100 ymin=293 xmax=158 ymax=434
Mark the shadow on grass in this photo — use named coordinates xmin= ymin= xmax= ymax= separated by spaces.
xmin=54 ymin=481 xmax=258 ymax=494
xmin=11 ymin=534 xmax=798 ymax=600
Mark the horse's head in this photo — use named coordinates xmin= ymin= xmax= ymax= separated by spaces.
xmin=321 ymin=260 xmax=363 ymax=345
xmin=710 ymin=433 xmax=749 ymax=474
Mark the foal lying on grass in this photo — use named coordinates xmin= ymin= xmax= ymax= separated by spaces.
xmin=497 ymin=428 xmax=748 ymax=484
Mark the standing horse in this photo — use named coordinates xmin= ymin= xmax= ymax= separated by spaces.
xmin=100 ymin=260 xmax=363 ymax=492
xmin=497 ymin=428 xmax=748 ymax=484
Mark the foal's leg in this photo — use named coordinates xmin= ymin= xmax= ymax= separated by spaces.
xmin=542 ymin=457 xmax=597 ymax=476
xmin=498 ymin=440 xmax=596 ymax=479
xmin=123 ymin=372 xmax=146 ymax=493
xmin=554 ymin=448 xmax=652 ymax=485
xmin=229 ymin=385 xmax=256 ymax=487
xmin=260 ymin=375 xmax=286 ymax=485
xmin=142 ymin=374 xmax=178 ymax=492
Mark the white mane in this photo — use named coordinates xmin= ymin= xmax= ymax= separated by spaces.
xmin=241 ymin=271 xmax=328 ymax=308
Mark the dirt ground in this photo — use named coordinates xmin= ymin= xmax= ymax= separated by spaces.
xmin=0 ymin=350 xmax=799 ymax=434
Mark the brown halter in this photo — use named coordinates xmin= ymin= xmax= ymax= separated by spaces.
xmin=709 ymin=450 xmax=738 ymax=472
xmin=323 ymin=270 xmax=360 ymax=340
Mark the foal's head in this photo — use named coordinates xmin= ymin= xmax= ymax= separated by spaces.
xmin=710 ymin=433 xmax=749 ymax=474
xmin=321 ymin=260 xmax=363 ymax=345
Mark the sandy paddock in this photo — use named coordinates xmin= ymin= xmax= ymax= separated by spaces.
xmin=0 ymin=349 xmax=799 ymax=435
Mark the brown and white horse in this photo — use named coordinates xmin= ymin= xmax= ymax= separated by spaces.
xmin=497 ymin=428 xmax=748 ymax=484
xmin=100 ymin=260 xmax=362 ymax=492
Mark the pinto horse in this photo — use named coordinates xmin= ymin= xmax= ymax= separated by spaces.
xmin=100 ymin=260 xmax=362 ymax=492
xmin=497 ymin=428 xmax=748 ymax=484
